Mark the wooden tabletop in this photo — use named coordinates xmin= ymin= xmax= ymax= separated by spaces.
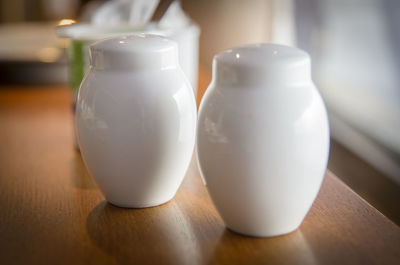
xmin=0 ymin=76 xmax=399 ymax=265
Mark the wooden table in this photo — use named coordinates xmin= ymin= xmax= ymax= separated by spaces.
xmin=0 ymin=80 xmax=399 ymax=265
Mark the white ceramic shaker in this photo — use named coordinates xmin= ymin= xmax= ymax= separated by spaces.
xmin=197 ymin=44 xmax=330 ymax=237
xmin=76 ymin=34 xmax=197 ymax=208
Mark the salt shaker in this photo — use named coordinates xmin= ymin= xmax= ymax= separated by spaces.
xmin=76 ymin=34 xmax=197 ymax=208
xmin=197 ymin=44 xmax=330 ymax=237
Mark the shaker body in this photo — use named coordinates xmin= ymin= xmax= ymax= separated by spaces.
xmin=76 ymin=35 xmax=197 ymax=208
xmin=197 ymin=44 xmax=330 ymax=236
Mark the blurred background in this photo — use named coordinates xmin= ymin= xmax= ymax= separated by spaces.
xmin=0 ymin=0 xmax=399 ymax=224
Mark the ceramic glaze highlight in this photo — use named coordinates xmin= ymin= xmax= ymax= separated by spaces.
xmin=197 ymin=43 xmax=330 ymax=237
xmin=76 ymin=35 xmax=197 ymax=208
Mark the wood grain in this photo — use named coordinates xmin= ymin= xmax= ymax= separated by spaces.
xmin=0 ymin=76 xmax=399 ymax=265
xmin=328 ymin=139 xmax=400 ymax=225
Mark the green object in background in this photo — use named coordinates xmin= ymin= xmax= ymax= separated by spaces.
xmin=68 ymin=40 xmax=86 ymax=92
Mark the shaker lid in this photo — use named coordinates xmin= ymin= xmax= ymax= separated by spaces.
xmin=213 ymin=43 xmax=312 ymax=86
xmin=89 ymin=34 xmax=179 ymax=70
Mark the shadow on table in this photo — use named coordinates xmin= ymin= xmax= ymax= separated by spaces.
xmin=69 ymin=153 xmax=97 ymax=190
xmin=209 ymin=228 xmax=317 ymax=265
xmin=86 ymin=200 xmax=201 ymax=265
